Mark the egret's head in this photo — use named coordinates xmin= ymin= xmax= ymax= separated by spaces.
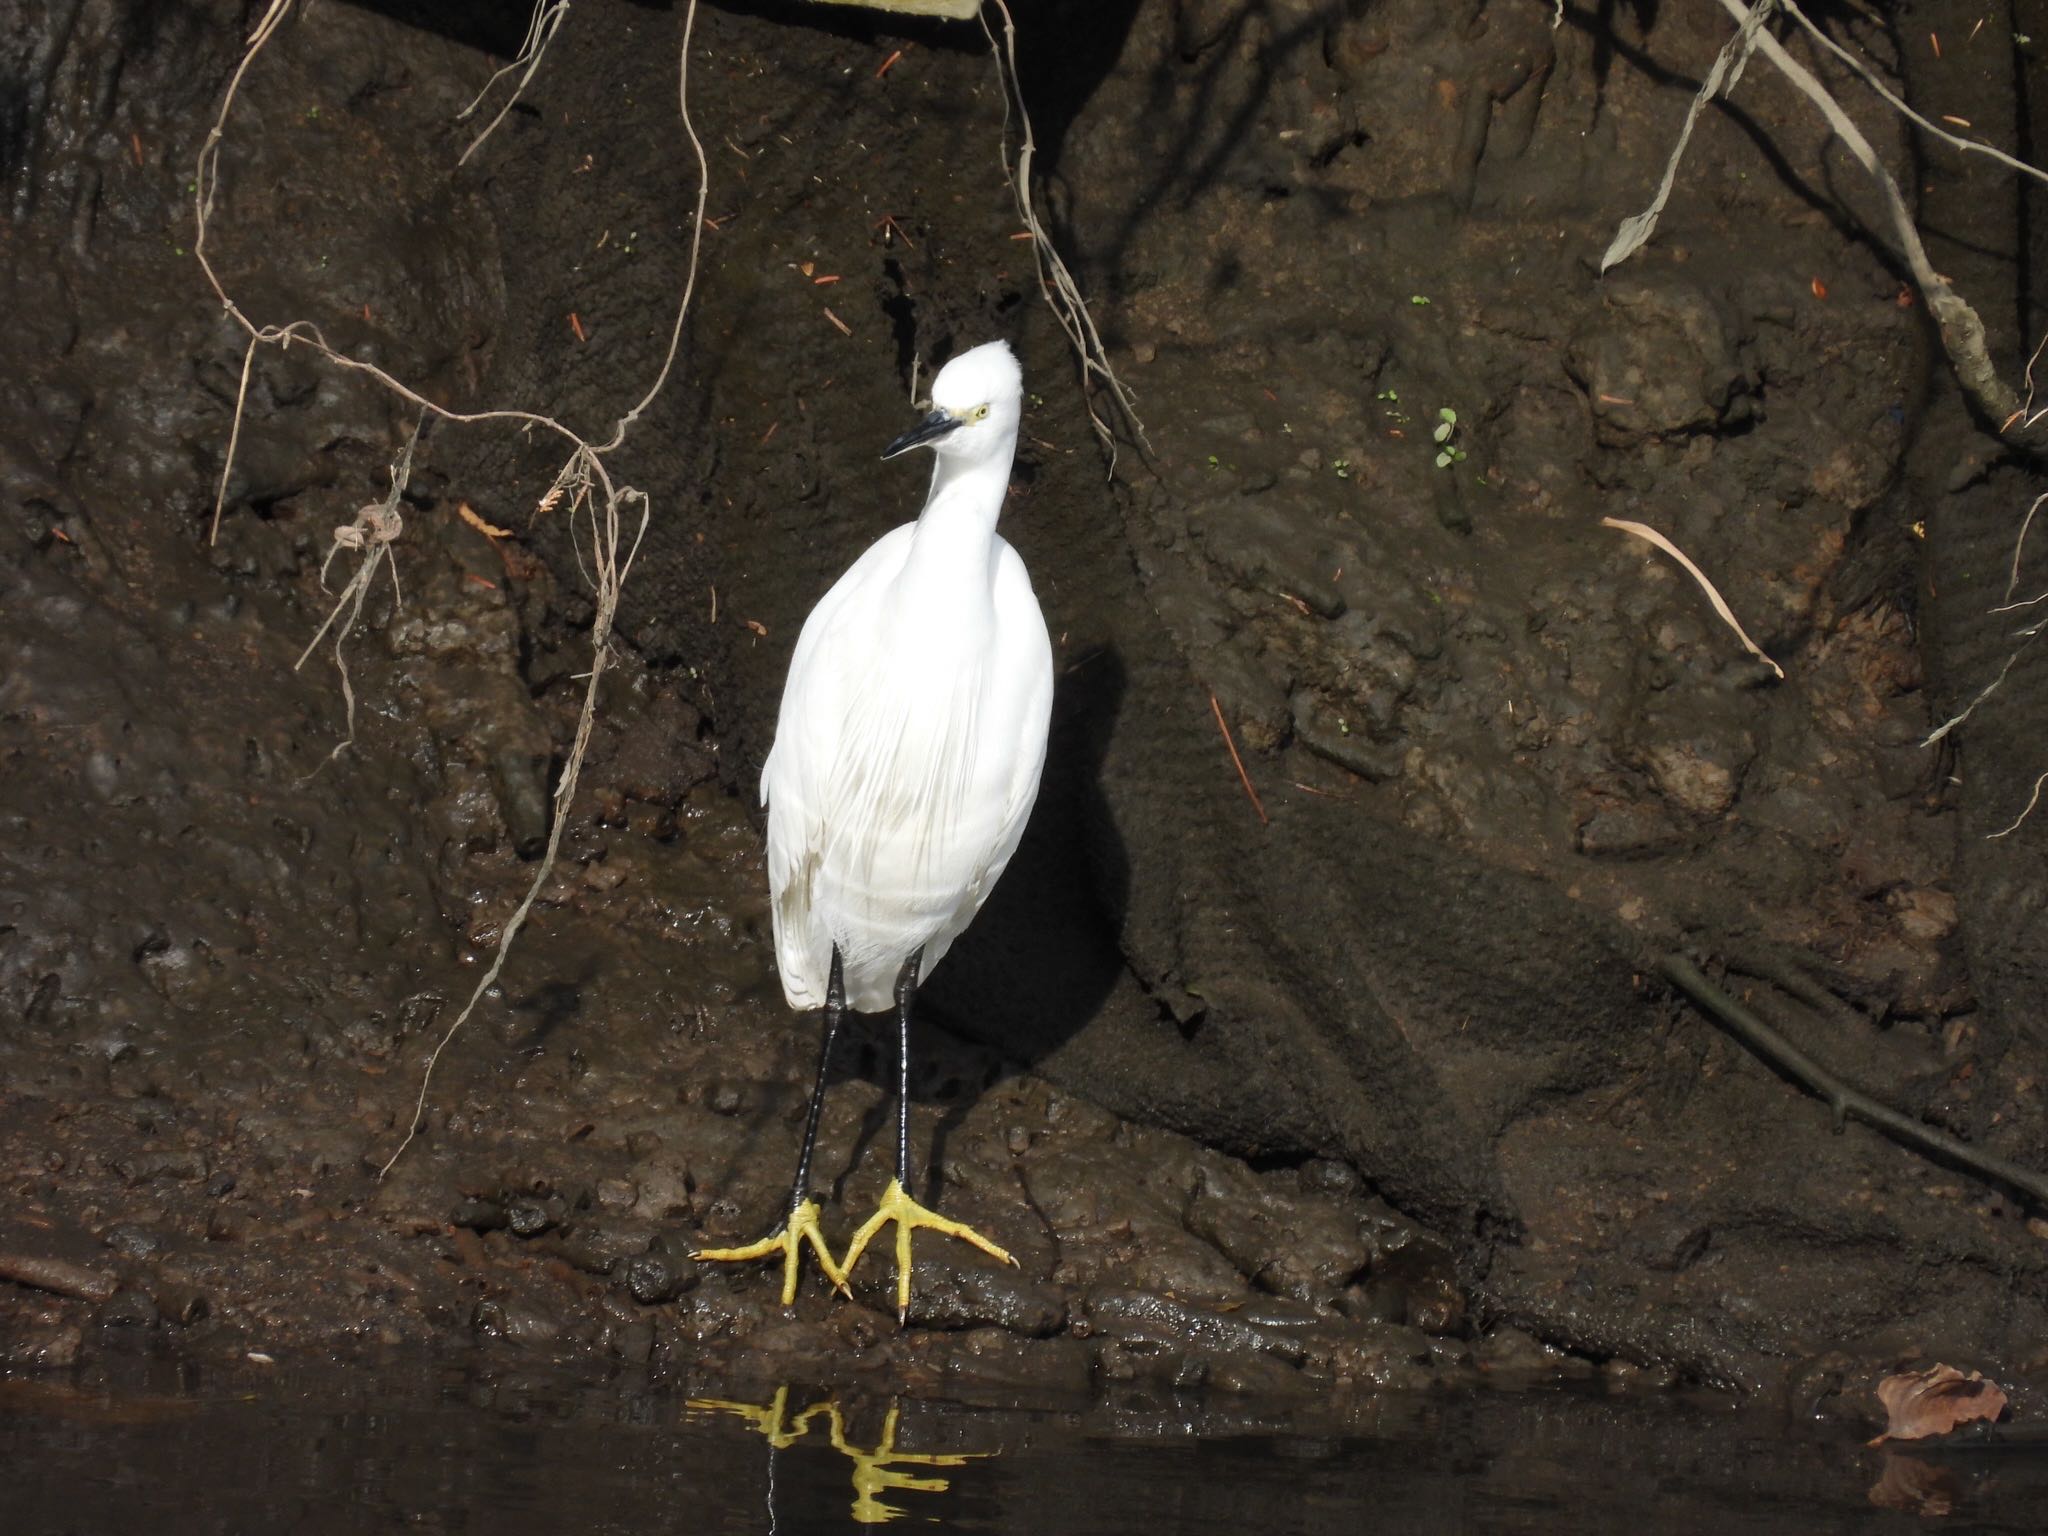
xmin=882 ymin=340 xmax=1023 ymax=462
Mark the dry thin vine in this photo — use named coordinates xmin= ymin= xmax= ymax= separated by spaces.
xmin=981 ymin=0 xmax=1146 ymax=473
xmin=192 ymin=0 xmax=711 ymax=1177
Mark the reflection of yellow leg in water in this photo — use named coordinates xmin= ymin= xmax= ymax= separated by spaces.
xmin=693 ymin=1198 xmax=850 ymax=1305
xmin=797 ymin=1401 xmax=987 ymax=1526
xmin=685 ymin=1385 xmax=807 ymax=1449
xmin=686 ymin=1390 xmax=993 ymax=1526
xmin=837 ymin=1178 xmax=1017 ymax=1321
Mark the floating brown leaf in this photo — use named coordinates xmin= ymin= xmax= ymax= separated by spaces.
xmin=1870 ymin=1363 xmax=2009 ymax=1444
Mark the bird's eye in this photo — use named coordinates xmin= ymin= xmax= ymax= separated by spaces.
xmin=971 ymin=404 xmax=990 ymax=422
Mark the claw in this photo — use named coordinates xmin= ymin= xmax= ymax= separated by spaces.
xmin=694 ymin=1197 xmax=849 ymax=1304
xmin=838 ymin=1178 xmax=1016 ymax=1320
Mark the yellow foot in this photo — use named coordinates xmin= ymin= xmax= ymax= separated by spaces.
xmin=838 ymin=1178 xmax=1016 ymax=1320
xmin=693 ymin=1198 xmax=849 ymax=1304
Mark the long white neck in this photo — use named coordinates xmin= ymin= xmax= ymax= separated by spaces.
xmin=897 ymin=434 xmax=1017 ymax=609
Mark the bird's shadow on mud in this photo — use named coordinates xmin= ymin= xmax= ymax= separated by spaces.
xmin=816 ymin=645 xmax=1129 ymax=1198
xmin=501 ymin=967 xmax=595 ymax=1052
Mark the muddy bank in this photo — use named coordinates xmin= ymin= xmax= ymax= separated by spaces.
xmin=3 ymin=0 xmax=2047 ymax=1412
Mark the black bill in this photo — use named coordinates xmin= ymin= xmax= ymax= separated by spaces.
xmin=882 ymin=408 xmax=961 ymax=459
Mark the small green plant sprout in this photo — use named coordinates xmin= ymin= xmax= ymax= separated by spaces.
xmin=1331 ymin=458 xmax=1351 ymax=479
xmin=1432 ymin=407 xmax=1466 ymax=469
xmin=1409 ymin=294 xmax=1431 ymax=306
xmin=1375 ymin=388 xmax=1399 ymax=402
xmin=1206 ymin=453 xmax=1219 ymax=469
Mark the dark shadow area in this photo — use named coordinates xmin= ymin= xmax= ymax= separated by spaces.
xmin=502 ymin=971 xmax=589 ymax=1050
xmin=1006 ymin=0 xmax=1146 ymax=181
xmin=921 ymin=643 xmax=1131 ymax=1070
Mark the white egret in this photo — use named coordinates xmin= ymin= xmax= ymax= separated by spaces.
xmin=696 ymin=340 xmax=1053 ymax=1316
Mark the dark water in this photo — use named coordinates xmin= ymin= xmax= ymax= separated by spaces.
xmin=3 ymin=1359 xmax=2040 ymax=1532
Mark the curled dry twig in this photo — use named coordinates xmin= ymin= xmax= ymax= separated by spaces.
xmin=981 ymin=0 xmax=1146 ymax=474
xmin=192 ymin=0 xmax=711 ymax=1178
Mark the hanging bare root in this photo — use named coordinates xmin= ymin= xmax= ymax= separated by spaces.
xmin=1922 ymin=632 xmax=2039 ymax=747
xmin=1987 ymin=770 xmax=2048 ymax=839
xmin=1608 ymin=0 xmax=2041 ymax=433
xmin=193 ymin=0 xmax=711 ymax=1177
xmin=1777 ymin=1 xmax=2048 ymax=191
xmin=981 ymin=0 xmax=1146 ymax=473
xmin=457 ymin=0 xmax=573 ymax=168
xmin=1714 ymin=0 xmax=2022 ymax=427
xmin=1600 ymin=0 xmax=1776 ymax=272
xmin=381 ymin=453 xmax=648 ymax=1180
xmin=292 ymin=420 xmax=422 ymax=779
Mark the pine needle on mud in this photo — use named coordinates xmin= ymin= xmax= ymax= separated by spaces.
xmin=1601 ymin=516 xmax=1785 ymax=679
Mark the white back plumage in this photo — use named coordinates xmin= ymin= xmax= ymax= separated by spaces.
xmin=761 ymin=341 xmax=1053 ymax=1013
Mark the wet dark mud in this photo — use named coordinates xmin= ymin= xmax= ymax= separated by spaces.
xmin=4 ymin=0 xmax=2048 ymax=1423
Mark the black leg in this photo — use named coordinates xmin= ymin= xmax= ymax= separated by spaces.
xmin=837 ymin=943 xmax=1011 ymax=1315
xmin=787 ymin=947 xmax=846 ymax=1216
xmin=893 ymin=947 xmax=923 ymax=1195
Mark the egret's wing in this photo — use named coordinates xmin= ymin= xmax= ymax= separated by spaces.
xmin=762 ymin=528 xmax=1052 ymax=1007
xmin=965 ymin=538 xmax=1054 ymax=904
xmin=761 ymin=525 xmax=917 ymax=1008
xmin=892 ymin=539 xmax=1053 ymax=1003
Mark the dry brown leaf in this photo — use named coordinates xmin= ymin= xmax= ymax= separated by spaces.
xmin=457 ymin=501 xmax=513 ymax=539
xmin=1870 ymin=1363 xmax=2008 ymax=1444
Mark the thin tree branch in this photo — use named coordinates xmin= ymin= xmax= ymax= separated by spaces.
xmin=1660 ymin=955 xmax=2048 ymax=1208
